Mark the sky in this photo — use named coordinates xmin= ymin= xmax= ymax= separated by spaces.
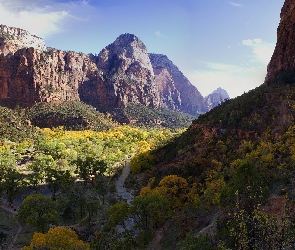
xmin=0 ymin=0 xmax=285 ymax=98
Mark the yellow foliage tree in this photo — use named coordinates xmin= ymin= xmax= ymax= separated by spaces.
xmin=22 ymin=227 xmax=90 ymax=250
xmin=157 ymin=175 xmax=189 ymax=207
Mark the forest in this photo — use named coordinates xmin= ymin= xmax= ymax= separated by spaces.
xmin=0 ymin=101 xmax=187 ymax=249
xmin=2 ymin=84 xmax=295 ymax=249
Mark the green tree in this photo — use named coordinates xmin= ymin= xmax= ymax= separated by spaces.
xmin=27 ymin=154 xmax=55 ymax=190
xmin=221 ymin=160 xmax=270 ymax=212
xmin=107 ymin=202 xmax=135 ymax=247
xmin=17 ymin=194 xmax=58 ymax=232
xmin=74 ymin=156 xmax=107 ymax=185
xmin=178 ymin=232 xmax=212 ymax=250
xmin=2 ymin=167 xmax=24 ymax=205
xmin=44 ymin=166 xmax=72 ymax=201
xmin=131 ymin=194 xmax=170 ymax=245
xmin=224 ymin=202 xmax=295 ymax=250
xmin=0 ymin=146 xmax=16 ymax=196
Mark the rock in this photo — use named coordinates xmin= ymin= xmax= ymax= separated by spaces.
xmin=205 ymin=87 xmax=229 ymax=110
xmin=149 ymin=53 xmax=207 ymax=115
xmin=85 ymin=33 xmax=160 ymax=111
xmin=0 ymin=25 xmax=46 ymax=55
xmin=265 ymin=0 xmax=295 ymax=84
xmin=0 ymin=25 xmax=229 ymax=118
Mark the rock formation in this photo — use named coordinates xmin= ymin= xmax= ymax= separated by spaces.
xmin=149 ymin=53 xmax=207 ymax=115
xmin=265 ymin=0 xmax=295 ymax=84
xmin=0 ymin=25 xmax=228 ymax=116
xmin=205 ymin=87 xmax=229 ymax=110
xmin=81 ymin=34 xmax=160 ymax=111
xmin=0 ymin=45 xmax=98 ymax=106
xmin=0 ymin=25 xmax=46 ymax=55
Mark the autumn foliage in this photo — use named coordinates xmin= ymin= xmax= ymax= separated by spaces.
xmin=22 ymin=227 xmax=90 ymax=250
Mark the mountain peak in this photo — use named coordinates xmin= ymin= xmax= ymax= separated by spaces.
xmin=116 ymin=33 xmax=140 ymax=43
xmin=112 ymin=33 xmax=146 ymax=51
xmin=211 ymin=87 xmax=230 ymax=98
xmin=205 ymin=88 xmax=230 ymax=110
xmin=97 ymin=33 xmax=153 ymax=75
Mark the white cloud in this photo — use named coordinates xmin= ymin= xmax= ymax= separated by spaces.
xmin=242 ymin=38 xmax=275 ymax=65
xmin=229 ymin=2 xmax=242 ymax=7
xmin=0 ymin=0 xmax=72 ymax=38
xmin=187 ymin=38 xmax=276 ymax=98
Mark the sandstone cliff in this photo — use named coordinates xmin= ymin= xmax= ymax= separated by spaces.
xmin=0 ymin=25 xmax=46 ymax=55
xmin=265 ymin=0 xmax=295 ymax=84
xmin=0 ymin=45 xmax=99 ymax=106
xmin=0 ymin=25 xmax=221 ymax=117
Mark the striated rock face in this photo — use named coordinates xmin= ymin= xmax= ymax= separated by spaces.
xmin=0 ymin=25 xmax=98 ymax=106
xmin=149 ymin=53 xmax=207 ymax=115
xmin=0 ymin=25 xmax=46 ymax=55
xmin=205 ymin=87 xmax=229 ymax=110
xmin=81 ymin=34 xmax=160 ymax=111
xmin=0 ymin=46 xmax=99 ymax=106
xmin=265 ymin=0 xmax=295 ymax=84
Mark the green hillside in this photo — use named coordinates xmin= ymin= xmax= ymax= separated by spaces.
xmin=112 ymin=102 xmax=196 ymax=129
xmin=133 ymin=83 xmax=295 ymax=249
xmin=0 ymin=106 xmax=38 ymax=142
xmin=28 ymin=101 xmax=116 ymax=131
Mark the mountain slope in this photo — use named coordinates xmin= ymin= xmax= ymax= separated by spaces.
xmin=149 ymin=53 xmax=207 ymax=115
xmin=138 ymin=83 xmax=295 ymax=249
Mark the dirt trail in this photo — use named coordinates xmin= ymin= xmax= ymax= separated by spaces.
xmin=115 ymin=159 xmax=134 ymax=203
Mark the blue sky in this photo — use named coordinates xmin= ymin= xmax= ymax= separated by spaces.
xmin=0 ymin=0 xmax=285 ymax=98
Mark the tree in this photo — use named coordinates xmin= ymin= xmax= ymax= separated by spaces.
xmin=44 ymin=165 xmax=72 ymax=200
xmin=131 ymin=194 xmax=170 ymax=245
xmin=2 ymin=167 xmax=24 ymax=205
xmin=85 ymin=194 xmax=101 ymax=227
xmin=107 ymin=202 xmax=130 ymax=230
xmin=16 ymin=194 xmax=58 ymax=232
xmin=27 ymin=153 xmax=55 ymax=190
xmin=0 ymin=146 xmax=16 ymax=197
xmin=107 ymin=202 xmax=135 ymax=247
xmin=157 ymin=175 xmax=189 ymax=207
xmin=220 ymin=160 xmax=270 ymax=212
xmin=222 ymin=200 xmax=295 ymax=250
xmin=74 ymin=156 xmax=107 ymax=185
xmin=22 ymin=227 xmax=90 ymax=250
xmin=178 ymin=232 xmax=212 ymax=250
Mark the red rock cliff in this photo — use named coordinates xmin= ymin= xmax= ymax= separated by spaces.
xmin=0 ymin=26 xmax=210 ymax=115
xmin=265 ymin=0 xmax=295 ymax=84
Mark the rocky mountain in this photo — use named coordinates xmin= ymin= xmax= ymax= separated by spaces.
xmin=265 ymin=0 xmax=295 ymax=84
xmin=204 ymin=87 xmax=229 ymax=110
xmin=81 ymin=34 xmax=160 ymax=112
xmin=149 ymin=53 xmax=207 ymax=115
xmin=0 ymin=25 xmax=227 ymax=118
